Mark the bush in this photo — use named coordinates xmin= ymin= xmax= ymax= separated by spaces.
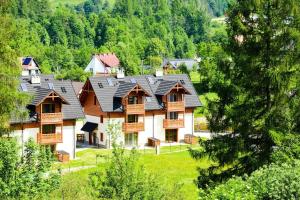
xmin=201 ymin=160 xmax=300 ymax=200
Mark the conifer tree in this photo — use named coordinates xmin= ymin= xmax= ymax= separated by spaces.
xmin=191 ymin=0 xmax=300 ymax=188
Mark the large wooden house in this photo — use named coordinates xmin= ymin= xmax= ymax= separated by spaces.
xmin=79 ymin=74 xmax=201 ymax=147
xmin=10 ymin=74 xmax=84 ymax=159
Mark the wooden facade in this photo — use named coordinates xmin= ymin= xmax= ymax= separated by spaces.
xmin=163 ymin=119 xmax=184 ymax=129
xmin=122 ymin=122 xmax=144 ymax=132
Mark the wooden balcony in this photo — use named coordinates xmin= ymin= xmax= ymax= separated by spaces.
xmin=166 ymin=101 xmax=185 ymax=112
xmin=37 ymin=133 xmax=63 ymax=144
xmin=163 ymin=119 xmax=184 ymax=129
xmin=122 ymin=122 xmax=144 ymax=132
xmin=125 ymin=104 xmax=145 ymax=115
xmin=40 ymin=113 xmax=63 ymax=124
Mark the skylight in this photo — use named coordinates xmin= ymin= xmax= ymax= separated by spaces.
xmin=98 ymin=82 xmax=103 ymax=88
xmin=147 ymin=77 xmax=155 ymax=84
xmin=48 ymin=83 xmax=54 ymax=90
xmin=130 ymin=78 xmax=136 ymax=83
xmin=107 ymin=78 xmax=113 ymax=86
xmin=20 ymin=83 xmax=28 ymax=91
xmin=180 ymin=80 xmax=185 ymax=85
xmin=61 ymin=87 xmax=67 ymax=93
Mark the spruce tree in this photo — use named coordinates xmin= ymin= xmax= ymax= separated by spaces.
xmin=191 ymin=0 xmax=300 ymax=188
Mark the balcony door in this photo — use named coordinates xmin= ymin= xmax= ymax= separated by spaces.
xmin=42 ymin=103 xmax=55 ymax=113
xmin=169 ymin=93 xmax=178 ymax=102
xmin=42 ymin=124 xmax=56 ymax=134
xmin=125 ymin=132 xmax=138 ymax=146
xmin=127 ymin=114 xmax=138 ymax=123
xmin=128 ymin=96 xmax=138 ymax=104
xmin=168 ymin=112 xmax=178 ymax=120
xmin=165 ymin=129 xmax=177 ymax=143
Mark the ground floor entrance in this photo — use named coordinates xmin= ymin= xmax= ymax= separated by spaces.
xmin=89 ymin=132 xmax=97 ymax=145
xmin=125 ymin=132 xmax=138 ymax=146
xmin=165 ymin=129 xmax=178 ymax=142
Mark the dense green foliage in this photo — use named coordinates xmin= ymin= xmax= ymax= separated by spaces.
xmin=1 ymin=0 xmax=232 ymax=80
xmin=0 ymin=138 xmax=60 ymax=199
xmin=191 ymin=0 xmax=300 ymax=191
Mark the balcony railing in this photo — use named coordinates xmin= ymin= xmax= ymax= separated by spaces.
xmin=40 ymin=113 xmax=63 ymax=124
xmin=163 ymin=119 xmax=184 ymax=129
xmin=166 ymin=101 xmax=185 ymax=112
xmin=124 ymin=104 xmax=145 ymax=115
xmin=122 ymin=122 xmax=144 ymax=132
xmin=37 ymin=133 xmax=63 ymax=144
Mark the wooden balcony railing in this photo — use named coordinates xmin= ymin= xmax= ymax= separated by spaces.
xmin=40 ymin=113 xmax=63 ymax=124
xmin=122 ymin=122 xmax=144 ymax=132
xmin=37 ymin=133 xmax=63 ymax=144
xmin=166 ymin=101 xmax=185 ymax=112
xmin=163 ymin=119 xmax=184 ymax=129
xmin=124 ymin=104 xmax=145 ymax=115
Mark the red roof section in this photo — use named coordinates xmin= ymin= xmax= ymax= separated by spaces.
xmin=96 ymin=53 xmax=120 ymax=68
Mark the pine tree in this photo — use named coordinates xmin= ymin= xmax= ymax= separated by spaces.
xmin=190 ymin=0 xmax=300 ymax=189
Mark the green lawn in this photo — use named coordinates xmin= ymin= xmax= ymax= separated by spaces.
xmin=50 ymin=146 xmax=211 ymax=200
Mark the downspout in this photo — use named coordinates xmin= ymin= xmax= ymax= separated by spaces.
xmin=152 ymin=113 xmax=155 ymax=138
xmin=73 ymin=120 xmax=76 ymax=159
xmin=192 ymin=110 xmax=194 ymax=136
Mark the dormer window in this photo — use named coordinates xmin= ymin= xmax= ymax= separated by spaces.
xmin=128 ymin=96 xmax=138 ymax=104
xmin=169 ymin=93 xmax=178 ymax=102
xmin=42 ymin=103 xmax=55 ymax=113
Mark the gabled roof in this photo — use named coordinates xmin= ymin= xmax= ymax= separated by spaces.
xmin=162 ymin=58 xmax=199 ymax=70
xmin=72 ymin=81 xmax=84 ymax=96
xmin=155 ymin=80 xmax=191 ymax=96
xmin=21 ymin=56 xmax=39 ymax=70
xmin=11 ymin=75 xmax=84 ymax=124
xmin=114 ymin=82 xmax=151 ymax=98
xmin=84 ymin=74 xmax=201 ymax=112
xmin=31 ymin=88 xmax=69 ymax=106
xmin=96 ymin=53 xmax=120 ymax=68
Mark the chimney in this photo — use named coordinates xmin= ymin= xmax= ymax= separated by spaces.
xmin=31 ymin=75 xmax=41 ymax=84
xmin=155 ymin=69 xmax=163 ymax=77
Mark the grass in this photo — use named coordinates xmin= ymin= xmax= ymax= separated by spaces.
xmin=50 ymin=146 xmax=211 ymax=200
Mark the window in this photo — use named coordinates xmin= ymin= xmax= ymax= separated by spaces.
xmin=147 ymin=76 xmax=155 ymax=84
xmin=42 ymin=103 xmax=55 ymax=113
xmin=107 ymin=78 xmax=113 ymax=86
xmin=169 ymin=112 xmax=178 ymax=120
xmin=169 ymin=93 xmax=177 ymax=102
xmin=100 ymin=115 xmax=103 ymax=123
xmin=128 ymin=115 xmax=138 ymax=123
xmin=100 ymin=133 xmax=104 ymax=142
xmin=98 ymin=82 xmax=103 ymax=88
xmin=165 ymin=129 xmax=177 ymax=142
xmin=20 ymin=83 xmax=28 ymax=91
xmin=61 ymin=87 xmax=67 ymax=93
xmin=128 ymin=96 xmax=138 ymax=104
xmin=42 ymin=125 xmax=56 ymax=134
xmin=48 ymin=83 xmax=54 ymax=90
xmin=77 ymin=134 xmax=85 ymax=143
xmin=94 ymin=95 xmax=97 ymax=105
xmin=130 ymin=78 xmax=136 ymax=83
xmin=125 ymin=133 xmax=138 ymax=146
xmin=180 ymin=80 xmax=185 ymax=85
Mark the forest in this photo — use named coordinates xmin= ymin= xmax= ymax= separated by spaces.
xmin=1 ymin=0 xmax=229 ymax=80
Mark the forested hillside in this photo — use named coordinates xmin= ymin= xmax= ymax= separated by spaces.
xmin=3 ymin=0 xmax=229 ymax=80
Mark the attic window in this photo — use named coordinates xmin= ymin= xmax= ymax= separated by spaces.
xmin=146 ymin=97 xmax=152 ymax=102
xmin=98 ymin=82 xmax=103 ymax=88
xmin=107 ymin=78 xmax=113 ymax=86
xmin=180 ymin=80 xmax=185 ymax=85
xmin=20 ymin=83 xmax=28 ymax=91
xmin=48 ymin=83 xmax=54 ymax=90
xmin=61 ymin=87 xmax=67 ymax=93
xmin=147 ymin=77 xmax=154 ymax=84
xmin=45 ymin=78 xmax=49 ymax=81
xmin=130 ymin=78 xmax=136 ymax=83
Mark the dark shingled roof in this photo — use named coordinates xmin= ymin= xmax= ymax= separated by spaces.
xmin=87 ymin=74 xmax=201 ymax=112
xmin=155 ymin=80 xmax=190 ymax=96
xmin=11 ymin=75 xmax=84 ymax=124
xmin=114 ymin=82 xmax=137 ymax=98
xmin=31 ymin=88 xmax=69 ymax=106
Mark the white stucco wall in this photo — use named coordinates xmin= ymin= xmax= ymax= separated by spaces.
xmin=11 ymin=128 xmax=39 ymax=146
xmin=84 ymin=56 xmax=106 ymax=75
xmin=56 ymin=125 xmax=76 ymax=159
xmin=153 ymin=114 xmax=166 ymax=142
